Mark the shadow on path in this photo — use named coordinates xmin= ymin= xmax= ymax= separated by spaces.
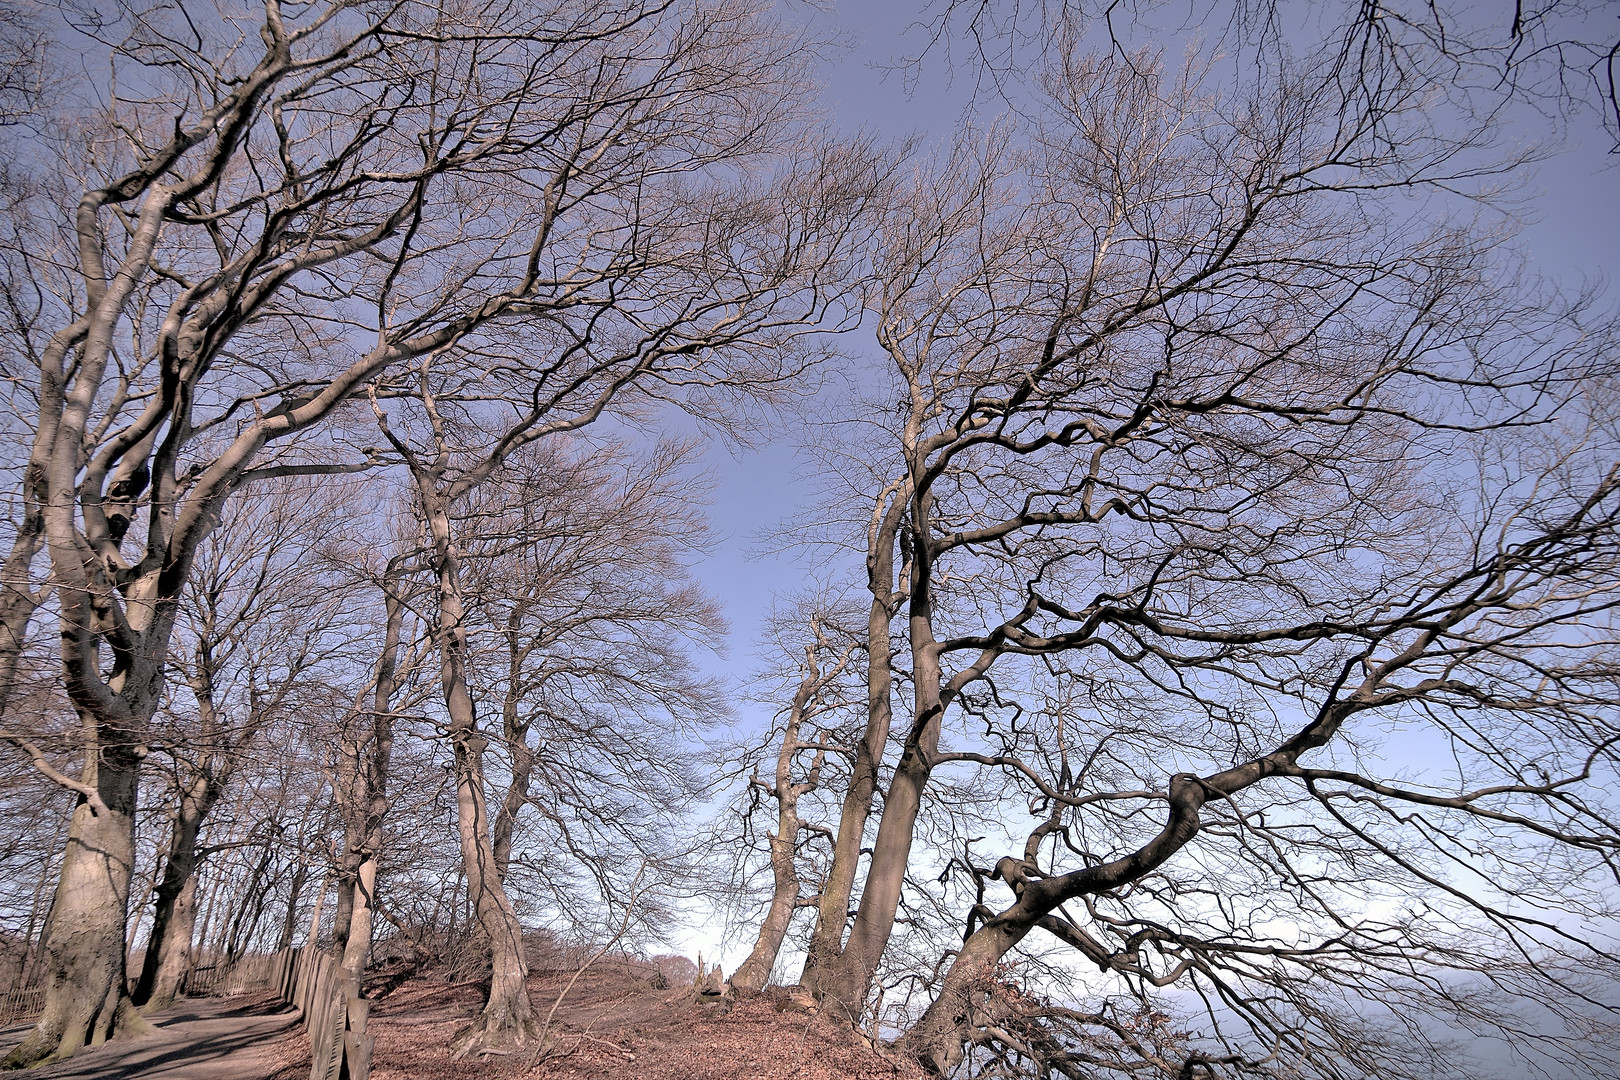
xmin=0 ymin=994 xmax=300 ymax=1080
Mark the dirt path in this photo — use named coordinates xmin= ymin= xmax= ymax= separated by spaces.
xmin=0 ymin=994 xmax=304 ymax=1080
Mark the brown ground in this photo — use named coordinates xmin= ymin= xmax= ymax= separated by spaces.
xmin=2 ymin=965 xmax=923 ymax=1078
xmin=0 ymin=992 xmax=307 ymax=1080
xmin=363 ymin=966 xmax=925 ymax=1080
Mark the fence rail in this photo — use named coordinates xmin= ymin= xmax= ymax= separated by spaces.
xmin=282 ymin=944 xmax=372 ymax=1080
xmin=0 ymin=985 xmax=45 ymax=1028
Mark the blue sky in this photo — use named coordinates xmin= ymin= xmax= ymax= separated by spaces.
xmin=689 ymin=0 xmax=1620 ymax=719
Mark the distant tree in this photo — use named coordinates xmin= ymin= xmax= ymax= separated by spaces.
xmin=923 ymin=0 xmax=1620 ymax=147
xmin=131 ymin=477 xmax=360 ymax=1011
xmin=730 ymin=608 xmax=860 ymax=994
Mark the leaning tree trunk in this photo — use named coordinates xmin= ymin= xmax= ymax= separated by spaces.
xmin=801 ymin=489 xmax=907 ymax=994
xmin=730 ymin=823 xmax=803 ymax=994
xmin=133 ymin=783 xmax=212 ymax=1009
xmin=734 ymin=620 xmax=849 ymax=994
xmin=2 ymin=732 xmax=154 ymax=1067
xmin=336 ymin=564 xmax=406 ymax=981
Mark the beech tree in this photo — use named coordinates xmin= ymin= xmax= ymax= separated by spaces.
xmin=131 ymin=477 xmax=359 ymax=1010
xmin=0 ymin=0 xmax=880 ymax=1063
xmin=456 ymin=440 xmax=725 ymax=906
xmin=787 ymin=42 xmax=1620 ymax=1080
xmin=729 ymin=609 xmax=861 ymax=994
xmin=923 ymin=0 xmax=1620 ymax=148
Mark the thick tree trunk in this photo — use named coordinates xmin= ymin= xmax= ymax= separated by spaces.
xmin=899 ymin=912 xmax=1028 ymax=1076
xmin=143 ymin=874 xmax=198 ymax=1011
xmin=814 ymin=523 xmax=944 ymax=1020
xmin=730 ymin=827 xmax=801 ymax=994
xmin=813 ymin=708 xmax=939 ymax=1019
xmin=1 ymin=739 xmax=155 ymax=1068
xmin=341 ymin=854 xmax=380 ymax=979
xmin=800 ymin=601 xmax=892 ymax=990
xmin=331 ymin=851 xmax=357 ymax=961
xmin=447 ymin=720 xmax=536 ymax=1052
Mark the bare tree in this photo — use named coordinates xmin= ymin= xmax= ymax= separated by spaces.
xmin=920 ymin=0 xmax=1620 ymax=148
xmin=450 ymin=438 xmax=728 ymax=937
xmin=730 ymin=609 xmax=859 ymax=994
xmin=781 ymin=43 xmax=1619 ymax=1080
xmin=0 ymin=0 xmax=882 ymax=1062
xmin=131 ymin=477 xmax=359 ymax=1009
xmin=328 ymin=543 xmax=430 ymax=984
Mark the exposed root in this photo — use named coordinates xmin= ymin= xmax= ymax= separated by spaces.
xmin=449 ymin=1009 xmax=542 ymax=1059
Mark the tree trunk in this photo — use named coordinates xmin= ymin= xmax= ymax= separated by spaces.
xmin=814 ymin=523 xmax=944 ymax=1020
xmin=224 ymin=846 xmax=274 ymax=960
xmin=277 ymin=863 xmax=308 ymax=952
xmin=0 ymin=505 xmax=44 ymax=717
xmin=410 ymin=474 xmax=536 ymax=1052
xmin=132 ymin=792 xmax=207 ymax=1009
xmin=1 ymin=737 xmax=155 ymax=1067
xmin=143 ymin=874 xmax=199 ymax=1011
xmin=335 ymin=565 xmax=406 ymax=982
xmin=735 ymin=622 xmax=849 ymax=994
xmin=801 ymin=489 xmax=907 ymax=993
xmin=813 ymin=709 xmax=939 ymax=1019
xmin=491 ymin=600 xmax=533 ymax=884
xmin=899 ymin=910 xmax=1029 ymax=1076
xmin=730 ymin=827 xmax=801 ymax=994
xmin=341 ymin=854 xmax=380 ymax=979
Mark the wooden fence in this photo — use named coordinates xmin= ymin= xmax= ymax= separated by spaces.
xmin=1 ymin=946 xmax=371 ymax=1080
xmin=280 ymin=943 xmax=373 ymax=1080
xmin=0 ymin=984 xmax=45 ymax=1028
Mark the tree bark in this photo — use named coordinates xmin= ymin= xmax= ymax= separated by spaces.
xmin=813 ymin=507 xmax=946 ymax=1020
xmin=409 ymin=473 xmax=536 ymax=1051
xmin=2 ymin=735 xmax=154 ymax=1067
xmin=277 ymin=863 xmax=308 ymax=952
xmin=336 ymin=561 xmax=407 ymax=981
xmin=491 ymin=601 xmax=533 ymax=883
xmin=801 ymin=485 xmax=908 ymax=993
xmin=132 ymin=786 xmax=210 ymax=1009
xmin=734 ymin=621 xmax=850 ymax=994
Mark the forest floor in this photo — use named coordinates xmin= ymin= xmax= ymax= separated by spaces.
xmin=361 ymin=964 xmax=924 ymax=1080
xmin=0 ymin=965 xmax=923 ymax=1080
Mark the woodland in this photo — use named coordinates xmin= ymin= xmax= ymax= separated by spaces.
xmin=1 ymin=1 xmax=1619 ymax=1078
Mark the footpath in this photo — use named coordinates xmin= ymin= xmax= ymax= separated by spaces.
xmin=0 ymin=994 xmax=300 ymax=1080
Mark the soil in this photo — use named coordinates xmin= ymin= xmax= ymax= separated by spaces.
xmin=0 ymin=967 xmax=925 ymax=1080
xmin=364 ymin=965 xmax=925 ymax=1080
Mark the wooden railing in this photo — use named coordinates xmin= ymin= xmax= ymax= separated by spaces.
xmin=0 ymin=984 xmax=45 ymax=1027
xmin=281 ymin=943 xmax=373 ymax=1080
